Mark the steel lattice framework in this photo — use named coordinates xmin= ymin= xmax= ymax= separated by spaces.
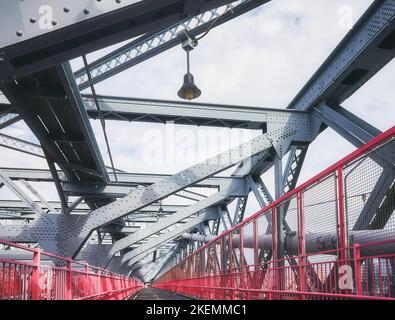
xmin=0 ymin=0 xmax=394 ymax=296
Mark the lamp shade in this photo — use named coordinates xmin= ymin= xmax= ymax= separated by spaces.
xmin=177 ymin=73 xmax=201 ymax=100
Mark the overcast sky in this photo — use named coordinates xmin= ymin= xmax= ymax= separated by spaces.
xmin=1 ymin=0 xmax=394 ymax=218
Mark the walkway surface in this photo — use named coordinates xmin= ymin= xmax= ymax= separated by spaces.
xmin=130 ymin=288 xmax=194 ymax=300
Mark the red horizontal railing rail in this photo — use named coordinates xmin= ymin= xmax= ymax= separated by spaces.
xmin=0 ymin=240 xmax=144 ymax=300
xmin=154 ymin=126 xmax=395 ymax=300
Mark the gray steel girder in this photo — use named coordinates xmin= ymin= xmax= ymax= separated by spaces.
xmin=0 ymin=91 xmax=306 ymax=131
xmin=80 ymin=94 xmax=302 ymax=130
xmin=0 ymin=171 xmax=45 ymax=216
xmin=0 ymin=167 xmax=240 ymax=188
xmin=288 ymin=0 xmax=395 ymax=111
xmin=0 ymin=63 xmax=109 ymax=185
xmin=24 ymin=112 xmax=314 ymax=258
xmin=0 ymin=134 xmax=45 ymax=158
xmin=0 ymin=200 xmax=184 ymax=214
xmin=74 ymin=0 xmax=270 ymax=90
xmin=314 ymin=104 xmax=381 ymax=147
xmin=0 ymin=0 xmax=239 ymax=81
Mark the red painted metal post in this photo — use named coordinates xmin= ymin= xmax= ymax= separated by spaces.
xmin=228 ymin=235 xmax=235 ymax=299
xmin=84 ymin=263 xmax=89 ymax=298
xmin=239 ymin=227 xmax=245 ymax=299
xmin=31 ymin=249 xmax=41 ymax=300
xmin=353 ymin=244 xmax=362 ymax=296
xmin=253 ymin=218 xmax=259 ymax=294
xmin=297 ymin=191 xmax=306 ymax=297
xmin=220 ymin=237 xmax=225 ymax=299
xmin=271 ymin=206 xmax=277 ymax=300
xmin=66 ymin=258 xmax=72 ymax=300
xmin=211 ymin=244 xmax=216 ymax=299
xmin=337 ymin=167 xmax=347 ymax=261
xmin=97 ymin=268 xmax=102 ymax=299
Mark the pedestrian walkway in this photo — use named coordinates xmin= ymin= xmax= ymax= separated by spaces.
xmin=130 ymin=288 xmax=194 ymax=300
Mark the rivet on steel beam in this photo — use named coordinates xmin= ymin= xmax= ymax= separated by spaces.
xmin=30 ymin=18 xmax=36 ymax=23
xmin=16 ymin=31 xmax=23 ymax=37
xmin=63 ymin=7 xmax=70 ymax=13
xmin=84 ymin=9 xmax=90 ymax=15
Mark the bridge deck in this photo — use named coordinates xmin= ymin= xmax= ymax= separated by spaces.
xmin=130 ymin=288 xmax=194 ymax=300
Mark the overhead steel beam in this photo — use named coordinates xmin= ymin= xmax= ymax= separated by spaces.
xmin=110 ymin=114 xmax=318 ymax=266
xmin=0 ymin=200 xmax=186 ymax=215
xmin=0 ymin=171 xmax=45 ymax=217
xmin=0 ymin=93 xmax=307 ymax=130
xmin=314 ymin=104 xmax=381 ymax=147
xmin=0 ymin=90 xmax=306 ymax=131
xmin=27 ymin=110 xmax=313 ymax=258
xmin=0 ymin=0 xmax=240 ymax=81
xmin=80 ymin=94 xmax=301 ymax=130
xmin=0 ymin=112 xmax=22 ymax=130
xmin=0 ymin=133 xmax=45 ymax=158
xmin=0 ymin=167 xmax=239 ymax=187
xmin=62 ymin=181 xmax=208 ymax=201
xmin=1 ymin=63 xmax=109 ymax=185
xmin=74 ymin=0 xmax=270 ymax=90
xmin=20 ymin=180 xmax=57 ymax=213
xmin=288 ymin=0 xmax=395 ymax=111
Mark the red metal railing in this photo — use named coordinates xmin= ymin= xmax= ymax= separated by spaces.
xmin=154 ymin=126 xmax=395 ymax=300
xmin=0 ymin=240 xmax=143 ymax=300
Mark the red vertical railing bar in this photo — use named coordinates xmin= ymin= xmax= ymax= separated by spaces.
xmin=239 ymin=227 xmax=245 ymax=299
xmin=228 ymin=235 xmax=235 ymax=299
xmin=271 ymin=206 xmax=277 ymax=300
xmin=220 ymin=237 xmax=225 ymax=299
xmin=212 ymin=243 xmax=216 ymax=299
xmin=84 ymin=263 xmax=89 ymax=298
xmin=253 ymin=218 xmax=258 ymax=296
xmin=353 ymin=244 xmax=362 ymax=296
xmin=1 ymin=262 xmax=5 ymax=299
xmin=31 ymin=249 xmax=41 ymax=300
xmin=66 ymin=258 xmax=72 ymax=300
xmin=337 ymin=167 xmax=347 ymax=261
xmin=297 ymin=191 xmax=306 ymax=298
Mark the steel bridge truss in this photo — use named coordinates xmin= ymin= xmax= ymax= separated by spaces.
xmin=0 ymin=0 xmax=394 ymax=287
